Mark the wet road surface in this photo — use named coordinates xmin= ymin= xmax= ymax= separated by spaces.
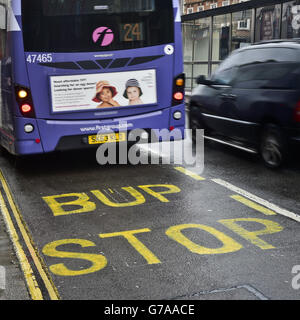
xmin=0 ymin=140 xmax=299 ymax=300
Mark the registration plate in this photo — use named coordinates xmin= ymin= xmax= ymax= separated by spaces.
xmin=88 ymin=132 xmax=126 ymax=144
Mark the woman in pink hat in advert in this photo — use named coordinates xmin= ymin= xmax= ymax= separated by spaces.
xmin=92 ymin=81 xmax=120 ymax=108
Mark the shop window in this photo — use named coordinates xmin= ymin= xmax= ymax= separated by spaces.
xmin=193 ymin=17 xmax=210 ymax=62
xmin=0 ymin=4 xmax=7 ymax=60
xmin=232 ymin=10 xmax=252 ymax=51
xmin=182 ymin=23 xmax=194 ymax=62
xmin=212 ymin=14 xmax=231 ymax=62
xmin=282 ymin=1 xmax=300 ymax=39
xmin=255 ymin=5 xmax=281 ymax=41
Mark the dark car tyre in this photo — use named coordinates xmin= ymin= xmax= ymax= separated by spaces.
xmin=189 ymin=109 xmax=207 ymax=143
xmin=260 ymin=124 xmax=286 ymax=169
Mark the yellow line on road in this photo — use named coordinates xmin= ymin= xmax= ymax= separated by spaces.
xmin=0 ymin=170 xmax=59 ymax=300
xmin=174 ymin=167 xmax=205 ymax=181
xmin=0 ymin=192 xmax=42 ymax=300
xmin=231 ymin=195 xmax=276 ymax=216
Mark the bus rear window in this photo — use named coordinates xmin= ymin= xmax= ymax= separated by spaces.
xmin=21 ymin=0 xmax=174 ymax=53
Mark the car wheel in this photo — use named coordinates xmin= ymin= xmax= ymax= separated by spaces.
xmin=189 ymin=112 xmax=206 ymax=143
xmin=260 ymin=125 xmax=286 ymax=169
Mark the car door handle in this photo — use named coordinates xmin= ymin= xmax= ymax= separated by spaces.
xmin=220 ymin=93 xmax=229 ymax=99
xmin=220 ymin=93 xmax=236 ymax=100
xmin=227 ymin=94 xmax=237 ymax=100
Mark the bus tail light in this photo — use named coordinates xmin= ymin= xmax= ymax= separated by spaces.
xmin=294 ymin=102 xmax=300 ymax=122
xmin=21 ymin=104 xmax=32 ymax=113
xmin=172 ymin=74 xmax=185 ymax=106
xmin=173 ymin=92 xmax=184 ymax=101
xmin=15 ymin=85 xmax=36 ymax=118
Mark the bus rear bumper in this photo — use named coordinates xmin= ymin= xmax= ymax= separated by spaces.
xmin=15 ymin=106 xmax=185 ymax=154
xmin=13 ymin=117 xmax=44 ymax=155
xmin=15 ymin=139 xmax=44 ymax=155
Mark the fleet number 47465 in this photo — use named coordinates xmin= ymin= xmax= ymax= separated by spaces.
xmin=26 ymin=54 xmax=53 ymax=63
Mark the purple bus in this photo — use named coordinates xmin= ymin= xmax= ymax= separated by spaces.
xmin=0 ymin=0 xmax=185 ymax=156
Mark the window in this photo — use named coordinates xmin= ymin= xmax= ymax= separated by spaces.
xmin=182 ymin=23 xmax=194 ymax=62
xmin=197 ymin=6 xmax=204 ymax=12
xmin=0 ymin=4 xmax=6 ymax=59
xmin=240 ymin=47 xmax=300 ymax=65
xmin=217 ymin=51 xmax=244 ymax=72
xmin=194 ymin=17 xmax=210 ymax=61
xmin=0 ymin=4 xmax=6 ymax=30
xmin=187 ymin=7 xmax=193 ymax=14
xmin=232 ymin=10 xmax=252 ymax=51
xmin=22 ymin=0 xmax=174 ymax=52
xmin=222 ymin=1 xmax=230 ymax=6
xmin=212 ymin=14 xmax=231 ymax=61
xmin=255 ymin=5 xmax=281 ymax=41
xmin=210 ymin=3 xmax=218 ymax=9
xmin=234 ymin=62 xmax=300 ymax=89
xmin=218 ymin=47 xmax=300 ymax=73
xmin=211 ymin=66 xmax=237 ymax=85
xmin=237 ymin=19 xmax=250 ymax=30
xmin=282 ymin=1 xmax=300 ymax=39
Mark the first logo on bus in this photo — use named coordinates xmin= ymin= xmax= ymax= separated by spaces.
xmin=92 ymin=27 xmax=114 ymax=46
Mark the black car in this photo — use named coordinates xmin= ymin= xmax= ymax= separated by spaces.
xmin=188 ymin=40 xmax=300 ymax=168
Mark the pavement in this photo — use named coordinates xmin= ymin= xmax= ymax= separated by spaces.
xmin=0 ymin=213 xmax=29 ymax=300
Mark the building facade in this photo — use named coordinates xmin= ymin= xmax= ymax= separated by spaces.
xmin=184 ymin=0 xmax=250 ymax=15
xmin=182 ymin=0 xmax=300 ymax=91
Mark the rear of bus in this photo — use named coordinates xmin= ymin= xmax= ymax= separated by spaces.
xmin=10 ymin=0 xmax=185 ymax=155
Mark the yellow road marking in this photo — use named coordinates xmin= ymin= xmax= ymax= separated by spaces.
xmin=43 ymin=192 xmax=96 ymax=216
xmin=99 ymin=228 xmax=161 ymax=264
xmin=91 ymin=187 xmax=145 ymax=207
xmin=219 ymin=218 xmax=283 ymax=250
xmin=0 ymin=171 xmax=59 ymax=300
xmin=165 ymin=223 xmax=242 ymax=254
xmin=42 ymin=239 xmax=108 ymax=276
xmin=174 ymin=167 xmax=205 ymax=181
xmin=138 ymin=184 xmax=181 ymax=202
xmin=231 ymin=195 xmax=276 ymax=216
xmin=0 ymin=192 xmax=42 ymax=300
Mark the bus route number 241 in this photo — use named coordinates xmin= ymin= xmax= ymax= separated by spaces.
xmin=26 ymin=54 xmax=53 ymax=64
